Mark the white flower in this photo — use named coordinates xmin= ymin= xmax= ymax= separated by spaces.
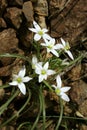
xmin=29 ymin=21 xmax=51 ymax=41
xmin=52 ymin=75 xmax=71 ymax=102
xmin=29 ymin=21 xmax=50 ymax=41
xmin=41 ymin=38 xmax=63 ymax=57
xmin=35 ymin=62 xmax=55 ymax=82
xmin=60 ymin=38 xmax=74 ymax=60
xmin=9 ymin=66 xmax=32 ymax=95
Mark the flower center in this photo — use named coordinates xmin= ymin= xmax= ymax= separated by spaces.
xmin=41 ymin=69 xmax=46 ymax=75
xmin=64 ymin=42 xmax=70 ymax=50
xmin=38 ymin=30 xmax=44 ymax=36
xmin=48 ymin=43 xmax=53 ymax=49
xmin=55 ymin=88 xmax=61 ymax=95
xmin=17 ymin=77 xmax=22 ymax=83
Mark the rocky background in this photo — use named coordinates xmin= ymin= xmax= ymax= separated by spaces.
xmin=0 ymin=0 xmax=87 ymax=130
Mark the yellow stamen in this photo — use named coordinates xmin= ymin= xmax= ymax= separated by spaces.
xmin=55 ymin=88 xmax=61 ymax=95
xmin=38 ymin=30 xmax=44 ymax=36
xmin=64 ymin=42 xmax=70 ymax=50
xmin=17 ymin=77 xmax=22 ymax=83
xmin=41 ymin=69 xmax=46 ymax=75
xmin=48 ymin=44 xmax=53 ymax=49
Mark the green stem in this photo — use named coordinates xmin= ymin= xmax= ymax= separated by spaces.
xmin=43 ymin=80 xmax=53 ymax=91
xmin=37 ymin=42 xmax=40 ymax=60
xmin=0 ymin=53 xmax=31 ymax=65
xmin=0 ymin=89 xmax=19 ymax=115
xmin=40 ymin=115 xmax=87 ymax=121
xmin=17 ymin=122 xmax=31 ymax=130
xmin=57 ymin=52 xmax=86 ymax=75
xmin=55 ymin=98 xmax=63 ymax=130
xmin=40 ymin=86 xmax=46 ymax=130
xmin=31 ymin=90 xmax=42 ymax=130
xmin=69 ymin=52 xmax=85 ymax=66
xmin=0 ymin=88 xmax=31 ymax=128
xmin=0 ymin=84 xmax=9 ymax=89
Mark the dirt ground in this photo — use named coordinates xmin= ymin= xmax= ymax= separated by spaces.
xmin=0 ymin=0 xmax=87 ymax=130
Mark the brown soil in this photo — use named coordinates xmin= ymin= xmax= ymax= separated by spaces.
xmin=0 ymin=0 xmax=87 ymax=130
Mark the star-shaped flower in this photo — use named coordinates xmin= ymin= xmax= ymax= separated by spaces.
xmin=9 ymin=66 xmax=32 ymax=95
xmin=60 ymin=38 xmax=74 ymax=60
xmin=41 ymin=38 xmax=63 ymax=57
xmin=52 ymin=75 xmax=71 ymax=102
xmin=29 ymin=21 xmax=51 ymax=41
xmin=35 ymin=62 xmax=56 ymax=82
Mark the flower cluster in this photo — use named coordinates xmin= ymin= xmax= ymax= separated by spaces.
xmin=29 ymin=21 xmax=74 ymax=60
xmin=9 ymin=21 xmax=74 ymax=102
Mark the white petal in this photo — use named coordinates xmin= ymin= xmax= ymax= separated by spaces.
xmin=18 ymin=66 xmax=26 ymax=77
xmin=44 ymin=62 xmax=49 ymax=70
xmin=38 ymin=62 xmax=43 ymax=66
xmin=61 ymin=87 xmax=71 ymax=92
xmin=47 ymin=70 xmax=56 ymax=75
xmin=9 ymin=81 xmax=18 ymax=86
xmin=56 ymin=75 xmax=62 ymax=88
xmin=22 ymin=76 xmax=32 ymax=82
xmin=44 ymin=38 xmax=49 ymax=43
xmin=33 ymin=21 xmax=41 ymax=31
xmin=43 ymin=34 xmax=51 ymax=40
xmin=39 ymin=75 xmax=44 ymax=82
xmin=42 ymin=28 xmax=48 ymax=33
xmin=50 ymin=38 xmax=55 ymax=44
xmin=43 ymin=74 xmax=47 ymax=80
xmin=35 ymin=64 xmax=42 ymax=74
xmin=66 ymin=51 xmax=74 ymax=60
xmin=51 ymin=49 xmax=59 ymax=57
xmin=54 ymin=44 xmax=64 ymax=50
xmin=61 ymin=38 xmax=66 ymax=46
xmin=34 ymin=34 xmax=41 ymax=41
xmin=61 ymin=59 xmax=69 ymax=65
xmin=36 ymin=62 xmax=42 ymax=69
xmin=32 ymin=56 xmax=38 ymax=69
xmin=61 ymin=93 xmax=70 ymax=102
xmin=28 ymin=28 xmax=37 ymax=33
xmin=35 ymin=68 xmax=41 ymax=74
xmin=47 ymin=48 xmax=52 ymax=53
xmin=13 ymin=74 xmax=18 ymax=79
xmin=41 ymin=43 xmax=47 ymax=47
xmin=18 ymin=83 xmax=26 ymax=95
xmin=32 ymin=56 xmax=38 ymax=64
xmin=52 ymin=85 xmax=57 ymax=89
